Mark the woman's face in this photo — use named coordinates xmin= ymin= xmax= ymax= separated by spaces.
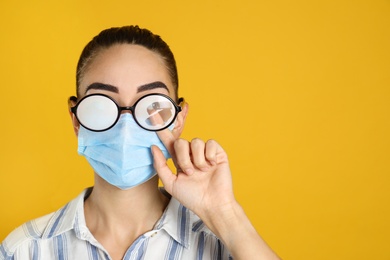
xmin=79 ymin=44 xmax=175 ymax=108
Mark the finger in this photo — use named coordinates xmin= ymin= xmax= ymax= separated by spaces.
xmin=156 ymin=128 xmax=177 ymax=165
xmin=205 ymin=139 xmax=220 ymax=166
xmin=148 ymin=109 xmax=165 ymax=127
xmin=190 ymin=138 xmax=210 ymax=171
xmin=174 ymin=139 xmax=195 ymax=175
xmin=156 ymin=102 xmax=189 ymax=170
xmin=151 ymin=145 xmax=176 ymax=193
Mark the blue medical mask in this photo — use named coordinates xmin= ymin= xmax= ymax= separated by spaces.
xmin=77 ymin=113 xmax=171 ymax=189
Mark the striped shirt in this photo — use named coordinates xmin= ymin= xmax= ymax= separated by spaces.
xmin=0 ymin=188 xmax=232 ymax=260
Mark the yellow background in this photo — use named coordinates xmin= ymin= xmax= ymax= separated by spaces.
xmin=0 ymin=0 xmax=389 ymax=259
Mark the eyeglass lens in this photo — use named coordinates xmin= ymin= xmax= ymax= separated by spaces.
xmin=75 ymin=94 xmax=177 ymax=131
xmin=134 ymin=95 xmax=175 ymax=130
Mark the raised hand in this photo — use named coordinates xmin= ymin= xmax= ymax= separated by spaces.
xmin=152 ymin=104 xmax=280 ymax=260
xmin=151 ymin=137 xmax=236 ymax=220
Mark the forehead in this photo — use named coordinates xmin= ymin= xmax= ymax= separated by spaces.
xmin=79 ymin=44 xmax=174 ymax=97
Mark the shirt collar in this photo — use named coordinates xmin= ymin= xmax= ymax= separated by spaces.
xmin=40 ymin=187 xmax=195 ymax=249
xmin=154 ymin=196 xmax=193 ymax=249
xmin=41 ymin=188 xmax=89 ymax=239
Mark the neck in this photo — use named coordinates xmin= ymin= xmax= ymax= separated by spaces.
xmin=84 ymin=174 xmax=169 ymax=240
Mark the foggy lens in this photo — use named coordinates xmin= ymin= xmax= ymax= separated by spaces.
xmin=76 ymin=95 xmax=118 ymax=131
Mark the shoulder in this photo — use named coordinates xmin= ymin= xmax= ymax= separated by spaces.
xmin=0 ymin=189 xmax=89 ymax=259
xmin=0 ymin=212 xmax=54 ymax=259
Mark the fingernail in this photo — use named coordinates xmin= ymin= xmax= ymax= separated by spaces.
xmin=200 ymin=166 xmax=210 ymax=172
xmin=185 ymin=168 xmax=194 ymax=175
xmin=209 ymin=160 xmax=217 ymax=166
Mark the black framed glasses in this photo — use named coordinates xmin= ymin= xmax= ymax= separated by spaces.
xmin=69 ymin=93 xmax=184 ymax=132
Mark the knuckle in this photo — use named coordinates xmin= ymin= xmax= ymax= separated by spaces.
xmin=191 ymin=137 xmax=203 ymax=143
xmin=191 ymin=138 xmax=205 ymax=148
xmin=206 ymin=139 xmax=218 ymax=146
xmin=174 ymin=138 xmax=188 ymax=149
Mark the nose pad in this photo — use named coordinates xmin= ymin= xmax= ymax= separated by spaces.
xmin=119 ymin=107 xmax=134 ymax=115
xmin=120 ymin=110 xmax=132 ymax=115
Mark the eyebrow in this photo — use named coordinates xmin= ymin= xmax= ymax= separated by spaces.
xmin=84 ymin=81 xmax=169 ymax=95
xmin=137 ymin=81 xmax=170 ymax=93
xmin=85 ymin=83 xmax=118 ymax=94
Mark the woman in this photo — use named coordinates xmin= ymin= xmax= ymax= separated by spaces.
xmin=0 ymin=26 xmax=279 ymax=260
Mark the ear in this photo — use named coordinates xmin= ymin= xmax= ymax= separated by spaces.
xmin=68 ymin=97 xmax=80 ymax=136
xmin=171 ymin=102 xmax=189 ymax=139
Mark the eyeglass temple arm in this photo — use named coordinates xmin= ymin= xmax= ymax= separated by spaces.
xmin=178 ymin=97 xmax=185 ymax=105
xmin=68 ymin=96 xmax=78 ymax=112
xmin=177 ymin=97 xmax=185 ymax=112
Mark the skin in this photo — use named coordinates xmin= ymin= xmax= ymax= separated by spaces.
xmin=69 ymin=44 xmax=280 ymax=260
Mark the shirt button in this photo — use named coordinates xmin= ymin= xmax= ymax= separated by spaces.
xmin=150 ymin=232 xmax=158 ymax=237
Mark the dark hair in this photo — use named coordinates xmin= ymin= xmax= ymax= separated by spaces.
xmin=76 ymin=25 xmax=178 ymax=99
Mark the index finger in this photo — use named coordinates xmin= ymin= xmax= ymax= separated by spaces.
xmin=156 ymin=126 xmax=178 ymax=167
xmin=156 ymin=102 xmax=188 ymax=168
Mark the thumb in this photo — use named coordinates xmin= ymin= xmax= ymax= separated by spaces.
xmin=151 ymin=145 xmax=176 ymax=193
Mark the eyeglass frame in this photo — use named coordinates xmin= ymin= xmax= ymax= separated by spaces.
xmin=68 ymin=93 xmax=185 ymax=132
